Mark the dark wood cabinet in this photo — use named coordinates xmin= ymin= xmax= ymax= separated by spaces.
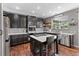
xmin=8 ymin=14 xmax=26 ymax=28
xmin=18 ymin=15 xmax=26 ymax=28
xmin=10 ymin=35 xmax=29 ymax=46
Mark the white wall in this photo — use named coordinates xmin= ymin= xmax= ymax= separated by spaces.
xmin=0 ymin=3 xmax=2 ymax=56
xmin=78 ymin=8 xmax=79 ymax=47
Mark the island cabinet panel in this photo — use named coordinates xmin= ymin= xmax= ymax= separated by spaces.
xmin=10 ymin=35 xmax=29 ymax=46
xmin=30 ymin=38 xmax=46 ymax=56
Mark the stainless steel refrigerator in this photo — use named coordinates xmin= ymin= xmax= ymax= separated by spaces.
xmin=3 ymin=16 xmax=10 ymax=56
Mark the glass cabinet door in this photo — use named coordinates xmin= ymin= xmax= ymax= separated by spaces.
xmin=53 ymin=20 xmax=69 ymax=30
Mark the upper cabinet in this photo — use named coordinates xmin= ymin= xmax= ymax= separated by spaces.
xmin=7 ymin=13 xmax=27 ymax=28
xmin=52 ymin=20 xmax=69 ymax=29
xmin=28 ymin=16 xmax=37 ymax=27
xmin=43 ymin=18 xmax=51 ymax=31
xmin=28 ymin=16 xmax=43 ymax=32
xmin=36 ymin=18 xmax=43 ymax=28
xmin=28 ymin=16 xmax=43 ymax=28
xmin=43 ymin=18 xmax=51 ymax=28
xmin=51 ymin=15 xmax=69 ymax=30
xmin=51 ymin=9 xmax=78 ymax=30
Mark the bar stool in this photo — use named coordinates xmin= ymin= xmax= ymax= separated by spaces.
xmin=46 ymin=36 xmax=56 ymax=56
xmin=58 ymin=34 xmax=62 ymax=44
xmin=58 ymin=31 xmax=63 ymax=44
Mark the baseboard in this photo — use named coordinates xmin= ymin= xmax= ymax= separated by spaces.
xmin=59 ymin=44 xmax=70 ymax=48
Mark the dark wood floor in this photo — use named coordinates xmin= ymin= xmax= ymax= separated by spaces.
xmin=10 ymin=43 xmax=79 ymax=56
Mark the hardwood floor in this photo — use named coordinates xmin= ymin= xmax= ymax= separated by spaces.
xmin=58 ymin=45 xmax=79 ymax=56
xmin=10 ymin=43 xmax=79 ymax=56
xmin=10 ymin=43 xmax=32 ymax=56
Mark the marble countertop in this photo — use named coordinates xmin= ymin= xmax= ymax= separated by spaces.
xmin=8 ymin=33 xmax=28 ymax=35
xmin=60 ymin=33 xmax=74 ymax=35
xmin=30 ymin=34 xmax=57 ymax=42
xmin=47 ymin=31 xmax=74 ymax=35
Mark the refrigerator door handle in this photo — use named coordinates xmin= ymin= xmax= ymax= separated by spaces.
xmin=0 ymin=30 xmax=2 ymax=35
xmin=5 ymin=39 xmax=9 ymax=42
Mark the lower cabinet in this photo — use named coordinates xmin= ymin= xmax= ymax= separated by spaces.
xmin=59 ymin=34 xmax=74 ymax=48
xmin=10 ymin=35 xmax=29 ymax=46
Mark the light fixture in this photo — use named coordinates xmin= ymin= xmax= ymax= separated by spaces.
xmin=57 ymin=6 xmax=62 ymax=9
xmin=49 ymin=11 xmax=52 ymax=13
xmin=51 ymin=13 xmax=55 ymax=15
xmin=32 ymin=10 xmax=35 ymax=13
xmin=37 ymin=6 xmax=40 ymax=10
xmin=42 ymin=14 xmax=45 ymax=16
xmin=15 ymin=6 xmax=20 ymax=10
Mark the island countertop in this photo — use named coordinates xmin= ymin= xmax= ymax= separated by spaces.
xmin=29 ymin=33 xmax=59 ymax=55
xmin=30 ymin=34 xmax=57 ymax=42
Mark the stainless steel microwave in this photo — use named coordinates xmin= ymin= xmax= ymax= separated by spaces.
xmin=28 ymin=26 xmax=36 ymax=31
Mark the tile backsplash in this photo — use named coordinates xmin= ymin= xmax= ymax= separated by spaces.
xmin=36 ymin=28 xmax=43 ymax=33
xmin=8 ymin=28 xmax=26 ymax=34
xmin=8 ymin=28 xmax=44 ymax=34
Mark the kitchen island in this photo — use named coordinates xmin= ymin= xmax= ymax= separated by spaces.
xmin=29 ymin=33 xmax=58 ymax=56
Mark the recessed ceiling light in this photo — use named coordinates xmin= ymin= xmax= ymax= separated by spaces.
xmin=57 ymin=6 xmax=62 ymax=9
xmin=15 ymin=6 xmax=20 ymax=10
xmin=49 ymin=11 xmax=52 ymax=13
xmin=42 ymin=14 xmax=45 ymax=16
xmin=37 ymin=6 xmax=40 ymax=10
xmin=51 ymin=11 xmax=58 ymax=15
xmin=32 ymin=10 xmax=35 ymax=13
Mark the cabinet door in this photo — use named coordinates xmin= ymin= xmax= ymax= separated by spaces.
xmin=9 ymin=14 xmax=19 ymax=28
xmin=36 ymin=18 xmax=43 ymax=28
xmin=10 ymin=35 xmax=29 ymax=46
xmin=28 ymin=16 xmax=36 ymax=26
xmin=60 ymin=35 xmax=70 ymax=47
xmin=8 ymin=14 xmax=14 ymax=28
xmin=14 ymin=14 xmax=20 ymax=28
xmin=9 ymin=14 xmax=26 ymax=28
xmin=19 ymin=15 xmax=26 ymax=28
xmin=60 ymin=35 xmax=64 ymax=44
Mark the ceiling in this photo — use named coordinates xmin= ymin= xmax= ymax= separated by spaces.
xmin=3 ymin=3 xmax=79 ymax=18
